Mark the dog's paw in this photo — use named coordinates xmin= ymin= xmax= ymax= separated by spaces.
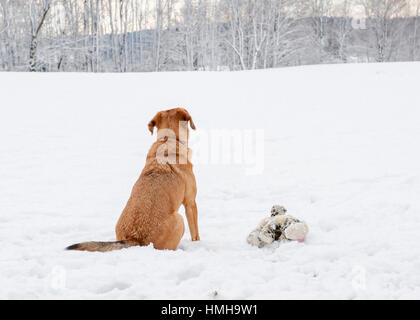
xmin=247 ymin=231 xmax=260 ymax=247
xmin=258 ymin=232 xmax=275 ymax=245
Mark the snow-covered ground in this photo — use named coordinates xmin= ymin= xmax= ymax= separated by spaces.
xmin=1 ymin=62 xmax=420 ymax=300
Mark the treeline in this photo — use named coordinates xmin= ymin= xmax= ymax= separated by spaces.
xmin=0 ymin=0 xmax=419 ymax=72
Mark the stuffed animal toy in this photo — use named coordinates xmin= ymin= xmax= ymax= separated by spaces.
xmin=247 ymin=205 xmax=309 ymax=248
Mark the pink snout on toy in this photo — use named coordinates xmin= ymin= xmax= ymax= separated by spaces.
xmin=284 ymin=222 xmax=309 ymax=243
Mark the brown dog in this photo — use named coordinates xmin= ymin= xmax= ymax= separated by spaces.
xmin=67 ymin=108 xmax=200 ymax=252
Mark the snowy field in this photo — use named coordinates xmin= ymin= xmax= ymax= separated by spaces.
xmin=1 ymin=62 xmax=420 ymax=300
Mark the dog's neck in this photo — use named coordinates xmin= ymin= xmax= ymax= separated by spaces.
xmin=157 ymin=136 xmax=186 ymax=145
xmin=156 ymin=128 xmax=188 ymax=146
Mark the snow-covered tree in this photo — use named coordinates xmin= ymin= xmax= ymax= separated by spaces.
xmin=0 ymin=0 xmax=417 ymax=72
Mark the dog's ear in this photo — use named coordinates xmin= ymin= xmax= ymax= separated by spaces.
xmin=178 ymin=109 xmax=196 ymax=130
xmin=148 ymin=112 xmax=161 ymax=135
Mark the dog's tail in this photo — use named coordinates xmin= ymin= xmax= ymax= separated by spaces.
xmin=66 ymin=240 xmax=140 ymax=253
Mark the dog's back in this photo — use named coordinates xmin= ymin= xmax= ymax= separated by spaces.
xmin=115 ymin=145 xmax=187 ymax=245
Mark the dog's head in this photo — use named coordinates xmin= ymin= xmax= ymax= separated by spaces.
xmin=148 ymin=108 xmax=196 ymax=142
xmin=271 ymin=205 xmax=287 ymax=217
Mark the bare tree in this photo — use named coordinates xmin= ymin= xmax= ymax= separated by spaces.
xmin=28 ymin=0 xmax=51 ymax=71
xmin=409 ymin=0 xmax=420 ymax=60
xmin=333 ymin=0 xmax=353 ymax=62
xmin=361 ymin=0 xmax=408 ymax=62
xmin=306 ymin=0 xmax=334 ymax=63
xmin=0 ymin=0 xmax=418 ymax=72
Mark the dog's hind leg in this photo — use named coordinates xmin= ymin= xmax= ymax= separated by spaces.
xmin=151 ymin=213 xmax=185 ymax=251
